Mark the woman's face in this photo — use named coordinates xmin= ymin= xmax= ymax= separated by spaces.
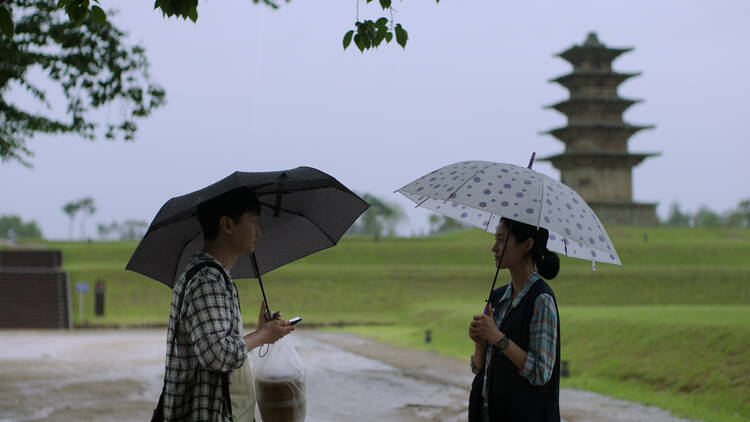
xmin=491 ymin=222 xmax=532 ymax=269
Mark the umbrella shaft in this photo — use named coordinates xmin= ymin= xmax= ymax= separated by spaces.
xmin=258 ymin=276 xmax=273 ymax=322
xmin=250 ymin=253 xmax=273 ymax=321
xmin=487 ymin=264 xmax=501 ymax=305
xmin=487 ymin=225 xmax=511 ymax=306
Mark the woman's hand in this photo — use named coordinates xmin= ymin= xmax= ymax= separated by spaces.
xmin=468 ymin=312 xmax=484 ymax=344
xmin=469 ymin=303 xmax=503 ymax=345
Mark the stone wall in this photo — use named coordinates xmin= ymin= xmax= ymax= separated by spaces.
xmin=590 ymin=201 xmax=659 ymax=226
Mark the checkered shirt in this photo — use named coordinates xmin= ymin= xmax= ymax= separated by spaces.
xmin=471 ymin=272 xmax=559 ymax=385
xmin=162 ymin=252 xmax=247 ymax=421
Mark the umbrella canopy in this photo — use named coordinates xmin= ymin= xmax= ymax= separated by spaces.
xmin=397 ymin=160 xmax=621 ymax=266
xmin=127 ymin=167 xmax=369 ymax=287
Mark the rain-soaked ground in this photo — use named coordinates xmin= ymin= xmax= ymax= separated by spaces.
xmin=0 ymin=329 xmax=696 ymax=422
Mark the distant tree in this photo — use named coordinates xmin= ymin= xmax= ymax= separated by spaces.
xmin=97 ymin=221 xmax=117 ymax=240
xmin=77 ymin=197 xmax=95 ymax=239
xmin=348 ymin=193 xmax=406 ymax=241
xmin=428 ymin=214 xmax=468 ymax=234
xmin=97 ymin=219 xmax=147 ymax=240
xmin=62 ymin=196 xmax=95 ymax=239
xmin=118 ymin=219 xmax=148 ymax=240
xmin=0 ymin=215 xmax=43 ymax=239
xmin=663 ymin=201 xmax=691 ymax=227
xmin=62 ymin=201 xmax=81 ymax=240
xmin=694 ymin=205 xmax=724 ymax=227
xmin=726 ymin=198 xmax=750 ymax=228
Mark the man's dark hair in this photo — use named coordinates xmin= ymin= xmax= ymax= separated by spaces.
xmin=197 ymin=187 xmax=261 ymax=240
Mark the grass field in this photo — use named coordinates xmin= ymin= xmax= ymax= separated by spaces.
xmin=22 ymin=226 xmax=750 ymax=421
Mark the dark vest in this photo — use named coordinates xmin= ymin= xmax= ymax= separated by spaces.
xmin=469 ymin=278 xmax=561 ymax=422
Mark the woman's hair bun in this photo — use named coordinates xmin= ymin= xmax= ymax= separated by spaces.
xmin=537 ymin=249 xmax=560 ymax=280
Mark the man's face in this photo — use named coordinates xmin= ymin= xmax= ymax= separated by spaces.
xmin=228 ymin=211 xmax=262 ymax=254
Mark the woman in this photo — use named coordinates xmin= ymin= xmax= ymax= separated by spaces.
xmin=468 ymin=217 xmax=561 ymax=421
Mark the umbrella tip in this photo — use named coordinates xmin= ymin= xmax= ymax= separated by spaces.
xmin=527 ymin=152 xmax=536 ymax=169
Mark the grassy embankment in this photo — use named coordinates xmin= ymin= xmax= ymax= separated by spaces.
xmin=44 ymin=226 xmax=750 ymax=422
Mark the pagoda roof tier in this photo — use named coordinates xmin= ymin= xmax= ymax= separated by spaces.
xmin=542 ymin=122 xmax=655 ymax=142
xmin=555 ymin=32 xmax=633 ymax=65
xmin=550 ymin=70 xmax=641 ymax=88
xmin=540 ymin=151 xmax=660 ymax=168
xmin=586 ymin=200 xmax=659 ymax=208
xmin=545 ymin=96 xmax=642 ymax=115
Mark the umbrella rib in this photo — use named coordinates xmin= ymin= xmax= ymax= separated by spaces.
xmin=257 ymin=201 xmax=338 ymax=245
xmin=149 ymin=186 xmax=355 ymax=232
xmin=254 ymin=184 xmax=339 ymax=196
xmin=537 ymin=176 xmax=545 ymax=228
xmin=439 ymin=162 xmax=497 ymax=206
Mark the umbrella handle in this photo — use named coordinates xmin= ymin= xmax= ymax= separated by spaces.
xmin=250 ymin=252 xmax=273 ymax=321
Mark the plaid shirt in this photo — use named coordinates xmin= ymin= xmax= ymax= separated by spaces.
xmin=163 ymin=252 xmax=247 ymax=421
xmin=471 ymin=272 xmax=558 ymax=385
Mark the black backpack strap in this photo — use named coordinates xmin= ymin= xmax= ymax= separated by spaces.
xmin=153 ymin=261 xmax=236 ymax=421
xmin=184 ymin=261 xmax=235 ymax=421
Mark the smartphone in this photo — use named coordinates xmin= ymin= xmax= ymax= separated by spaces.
xmin=289 ymin=316 xmax=302 ymax=325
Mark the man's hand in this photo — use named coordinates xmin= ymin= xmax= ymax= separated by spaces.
xmin=258 ymin=301 xmax=281 ymax=327
xmin=469 ymin=303 xmax=503 ymax=345
xmin=254 ymin=301 xmax=294 ymax=344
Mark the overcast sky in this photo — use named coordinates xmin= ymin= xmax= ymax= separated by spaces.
xmin=2 ymin=0 xmax=749 ymax=239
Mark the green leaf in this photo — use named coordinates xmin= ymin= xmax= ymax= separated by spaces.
xmin=361 ymin=31 xmax=371 ymax=50
xmin=343 ymin=30 xmax=354 ymax=50
xmin=385 ymin=32 xmax=393 ymax=43
xmin=187 ymin=6 xmax=198 ymax=22
xmin=379 ymin=0 xmax=392 ymax=8
xmin=376 ymin=17 xmax=388 ymax=28
xmin=70 ymin=8 xmax=89 ymax=26
xmin=90 ymin=5 xmax=106 ymax=25
xmin=57 ymin=0 xmax=74 ymax=8
xmin=354 ymin=33 xmax=365 ymax=52
xmin=365 ymin=21 xmax=376 ymax=40
xmin=395 ymin=23 xmax=408 ymax=48
xmin=0 ymin=7 xmax=12 ymax=38
xmin=374 ymin=29 xmax=386 ymax=47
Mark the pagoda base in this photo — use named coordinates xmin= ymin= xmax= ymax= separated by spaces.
xmin=588 ymin=200 xmax=659 ymax=226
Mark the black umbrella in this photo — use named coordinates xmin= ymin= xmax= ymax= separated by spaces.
xmin=126 ymin=166 xmax=369 ymax=317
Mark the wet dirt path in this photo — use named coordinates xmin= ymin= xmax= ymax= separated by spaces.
xmin=0 ymin=330 xmax=695 ymax=422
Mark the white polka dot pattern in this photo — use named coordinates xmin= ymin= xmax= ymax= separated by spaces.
xmin=397 ymin=160 xmax=622 ymax=266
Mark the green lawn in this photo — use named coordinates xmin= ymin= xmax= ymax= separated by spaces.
xmin=29 ymin=226 xmax=750 ymax=421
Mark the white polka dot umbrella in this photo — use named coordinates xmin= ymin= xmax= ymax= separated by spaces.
xmin=397 ymin=160 xmax=621 ymax=267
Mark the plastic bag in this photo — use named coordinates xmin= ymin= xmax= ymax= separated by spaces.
xmin=251 ymin=335 xmax=306 ymax=422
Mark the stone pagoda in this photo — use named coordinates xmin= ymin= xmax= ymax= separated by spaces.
xmin=541 ymin=32 xmax=659 ymax=225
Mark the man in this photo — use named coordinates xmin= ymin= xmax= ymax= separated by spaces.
xmin=162 ymin=187 xmax=294 ymax=421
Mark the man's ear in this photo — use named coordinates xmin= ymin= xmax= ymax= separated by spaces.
xmin=218 ymin=215 xmax=233 ymax=235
